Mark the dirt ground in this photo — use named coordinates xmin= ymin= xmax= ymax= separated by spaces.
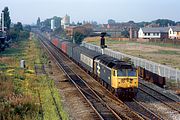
xmin=85 ymin=37 xmax=180 ymax=69
xmin=110 ymin=43 xmax=180 ymax=69
xmin=46 ymin=59 xmax=97 ymax=120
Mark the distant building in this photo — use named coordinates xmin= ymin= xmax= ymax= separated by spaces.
xmin=169 ymin=26 xmax=180 ymax=39
xmin=65 ymin=24 xmax=93 ymax=37
xmin=129 ymin=27 xmax=138 ymax=39
xmin=51 ymin=19 xmax=55 ymax=31
xmin=138 ymin=27 xmax=169 ymax=39
xmin=61 ymin=14 xmax=70 ymax=29
xmin=96 ymin=22 xmax=139 ymax=38
xmin=145 ymin=23 xmax=160 ymax=28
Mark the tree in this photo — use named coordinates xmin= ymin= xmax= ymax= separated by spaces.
xmin=176 ymin=21 xmax=180 ymax=26
xmin=77 ymin=22 xmax=82 ymax=26
xmin=73 ymin=32 xmax=85 ymax=44
xmin=121 ymin=30 xmax=129 ymax=38
xmin=137 ymin=21 xmax=150 ymax=27
xmin=2 ymin=7 xmax=11 ymax=31
xmin=24 ymin=25 xmax=31 ymax=32
xmin=14 ymin=22 xmax=23 ymax=32
xmin=37 ymin=17 xmax=41 ymax=27
xmin=9 ymin=28 xmax=19 ymax=40
xmin=41 ymin=18 xmax=51 ymax=28
xmin=9 ymin=22 xmax=28 ymax=40
xmin=152 ymin=19 xmax=175 ymax=27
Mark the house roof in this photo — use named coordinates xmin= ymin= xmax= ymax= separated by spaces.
xmin=141 ymin=27 xmax=170 ymax=33
xmin=170 ymin=26 xmax=180 ymax=32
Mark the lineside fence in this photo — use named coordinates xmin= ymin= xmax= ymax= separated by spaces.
xmin=82 ymin=42 xmax=180 ymax=88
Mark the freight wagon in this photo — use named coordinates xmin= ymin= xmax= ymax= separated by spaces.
xmin=50 ymin=38 xmax=138 ymax=98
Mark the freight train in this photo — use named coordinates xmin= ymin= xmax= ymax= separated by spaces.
xmin=51 ymin=37 xmax=138 ymax=98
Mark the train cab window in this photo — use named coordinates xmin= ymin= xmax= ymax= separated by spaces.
xmin=127 ymin=69 xmax=136 ymax=76
xmin=117 ymin=69 xmax=126 ymax=76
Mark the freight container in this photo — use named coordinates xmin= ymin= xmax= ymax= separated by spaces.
xmin=72 ymin=46 xmax=100 ymax=73
xmin=52 ymin=38 xmax=59 ymax=47
xmin=66 ymin=42 xmax=78 ymax=58
xmin=61 ymin=41 xmax=69 ymax=54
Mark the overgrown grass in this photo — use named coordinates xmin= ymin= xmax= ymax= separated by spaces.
xmin=0 ymin=35 xmax=68 ymax=120
xmin=0 ymin=40 xmax=26 ymax=57
xmin=152 ymin=50 xmax=180 ymax=55
xmin=40 ymin=76 xmax=68 ymax=120
xmin=142 ymin=41 xmax=180 ymax=48
xmin=88 ymin=39 xmax=130 ymax=46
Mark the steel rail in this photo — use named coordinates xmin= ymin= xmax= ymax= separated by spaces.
xmin=39 ymin=36 xmax=122 ymax=120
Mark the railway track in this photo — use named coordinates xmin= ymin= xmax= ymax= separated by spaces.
xmin=39 ymin=36 xmax=122 ymax=120
xmin=36 ymin=32 xmax=180 ymax=120
xmin=124 ymin=99 xmax=163 ymax=120
xmin=34 ymin=59 xmax=62 ymax=120
xmin=139 ymin=82 xmax=180 ymax=113
xmin=36 ymin=33 xmax=162 ymax=119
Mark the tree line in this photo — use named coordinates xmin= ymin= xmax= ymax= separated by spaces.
xmin=0 ymin=7 xmax=31 ymax=52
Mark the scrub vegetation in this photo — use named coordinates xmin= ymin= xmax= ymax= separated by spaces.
xmin=0 ymin=34 xmax=68 ymax=120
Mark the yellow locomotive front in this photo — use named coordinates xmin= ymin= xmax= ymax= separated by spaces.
xmin=111 ymin=68 xmax=138 ymax=98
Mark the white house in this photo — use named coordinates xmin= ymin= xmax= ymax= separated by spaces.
xmin=169 ymin=26 xmax=180 ymax=39
xmin=138 ymin=27 xmax=169 ymax=39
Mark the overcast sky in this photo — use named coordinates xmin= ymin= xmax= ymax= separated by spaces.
xmin=0 ymin=0 xmax=179 ymax=24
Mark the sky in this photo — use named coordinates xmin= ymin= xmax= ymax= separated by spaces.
xmin=0 ymin=0 xmax=179 ymax=24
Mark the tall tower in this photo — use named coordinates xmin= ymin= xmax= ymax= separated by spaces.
xmin=64 ymin=14 xmax=70 ymax=25
xmin=61 ymin=14 xmax=70 ymax=29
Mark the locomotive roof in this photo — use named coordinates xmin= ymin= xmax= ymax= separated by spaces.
xmin=95 ymin=54 xmax=133 ymax=69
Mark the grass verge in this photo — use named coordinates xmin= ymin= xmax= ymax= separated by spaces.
xmin=0 ymin=34 xmax=68 ymax=120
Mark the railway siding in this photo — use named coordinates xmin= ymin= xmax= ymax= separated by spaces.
xmin=81 ymin=42 xmax=180 ymax=91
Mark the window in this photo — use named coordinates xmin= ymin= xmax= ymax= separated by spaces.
xmin=127 ymin=69 xmax=136 ymax=76
xmin=157 ymin=33 xmax=159 ymax=36
xmin=144 ymin=33 xmax=147 ymax=36
xmin=117 ymin=69 xmax=137 ymax=77
xmin=148 ymin=33 xmax=150 ymax=36
xmin=117 ymin=69 xmax=126 ymax=76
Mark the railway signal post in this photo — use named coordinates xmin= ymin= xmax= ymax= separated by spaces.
xmin=100 ymin=32 xmax=107 ymax=54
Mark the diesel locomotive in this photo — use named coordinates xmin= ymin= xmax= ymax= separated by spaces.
xmin=51 ymin=37 xmax=138 ymax=98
